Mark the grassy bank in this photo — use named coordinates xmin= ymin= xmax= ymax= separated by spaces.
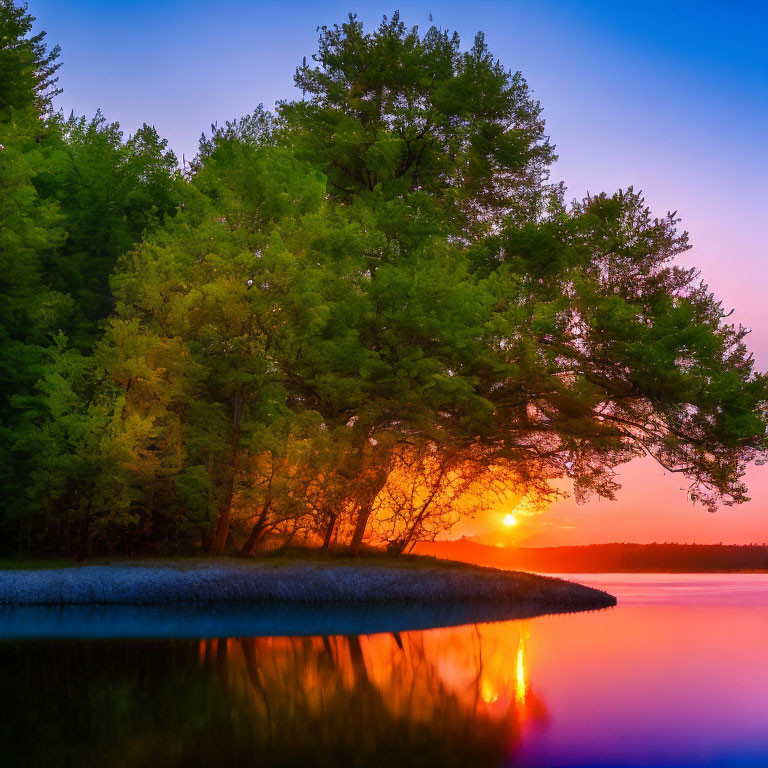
xmin=0 ymin=553 xmax=616 ymax=611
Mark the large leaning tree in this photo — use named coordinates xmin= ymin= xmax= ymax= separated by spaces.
xmin=84 ymin=13 xmax=768 ymax=554
xmin=277 ymin=14 xmax=766 ymax=546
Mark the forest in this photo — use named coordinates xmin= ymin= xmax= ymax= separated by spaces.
xmin=1 ymin=1 xmax=766 ymax=558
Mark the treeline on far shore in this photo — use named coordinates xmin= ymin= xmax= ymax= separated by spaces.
xmin=416 ymin=541 xmax=768 ymax=572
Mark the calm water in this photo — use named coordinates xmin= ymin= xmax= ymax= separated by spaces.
xmin=1 ymin=574 xmax=766 ymax=767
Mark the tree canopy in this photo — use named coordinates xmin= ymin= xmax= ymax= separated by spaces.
xmin=1 ymin=5 xmax=766 ymax=557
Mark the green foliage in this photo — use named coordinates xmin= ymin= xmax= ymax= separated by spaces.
xmin=284 ymin=12 xmax=555 ymax=237
xmin=48 ymin=112 xmax=179 ymax=346
xmin=0 ymin=2 xmax=68 ymax=549
xmin=0 ymin=1 xmax=178 ymax=553
xmin=476 ymin=188 xmax=767 ymax=507
xmin=0 ymin=0 xmax=60 ymax=115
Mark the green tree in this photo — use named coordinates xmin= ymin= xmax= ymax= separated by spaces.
xmin=0 ymin=0 xmax=60 ymax=115
xmin=0 ymin=0 xmax=68 ymax=549
xmin=96 ymin=14 xmax=768 ymax=556
xmin=0 ymin=1 xmax=179 ymax=553
xmin=3 ymin=7 xmax=765 ymax=557
xmin=48 ymin=112 xmax=179 ymax=347
xmin=97 ymin=139 xmax=331 ymax=552
xmin=467 ymin=188 xmax=767 ymax=510
xmin=284 ymin=12 xmax=555 ymax=237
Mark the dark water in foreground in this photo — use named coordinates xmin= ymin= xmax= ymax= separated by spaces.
xmin=1 ymin=574 xmax=766 ymax=767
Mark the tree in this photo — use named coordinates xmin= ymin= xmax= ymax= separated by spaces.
xmin=48 ymin=112 xmax=179 ymax=348
xmin=278 ymin=16 xmax=766 ymax=540
xmin=0 ymin=1 xmax=179 ymax=553
xmin=0 ymin=0 xmax=60 ymax=115
xmin=98 ymin=139 xmax=334 ymax=552
xmin=472 ymin=188 xmax=767 ymax=510
xmin=0 ymin=0 xmax=68 ymax=549
xmin=3 ymin=7 xmax=765 ymax=556
xmin=88 ymin=14 xmax=768 ymax=555
xmin=284 ymin=12 xmax=555 ymax=237
xmin=372 ymin=444 xmax=490 ymax=554
xmin=271 ymin=14 xmax=564 ymax=551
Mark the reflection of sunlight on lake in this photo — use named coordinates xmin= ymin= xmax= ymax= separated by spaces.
xmin=480 ymin=675 xmax=498 ymax=704
xmin=195 ymin=619 xmax=542 ymax=738
xmin=188 ymin=576 xmax=768 ymax=766
xmin=516 ymin=628 xmax=528 ymax=706
xmin=187 ymin=618 xmax=550 ymax=765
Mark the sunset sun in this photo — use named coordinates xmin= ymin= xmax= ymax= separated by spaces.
xmin=503 ymin=514 xmax=518 ymax=527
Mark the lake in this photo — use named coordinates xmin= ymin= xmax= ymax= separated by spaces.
xmin=1 ymin=573 xmax=766 ymax=767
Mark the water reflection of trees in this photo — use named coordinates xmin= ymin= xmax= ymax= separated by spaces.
xmin=0 ymin=622 xmax=547 ymax=767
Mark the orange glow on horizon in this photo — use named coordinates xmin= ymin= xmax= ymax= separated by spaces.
xmin=447 ymin=456 xmax=768 ymax=547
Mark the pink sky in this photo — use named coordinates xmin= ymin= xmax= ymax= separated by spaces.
xmin=516 ymin=461 xmax=768 ymax=546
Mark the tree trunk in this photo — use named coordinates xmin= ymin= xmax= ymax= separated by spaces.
xmin=281 ymin=520 xmax=300 ymax=551
xmin=239 ymin=499 xmax=271 ymax=558
xmin=75 ymin=509 xmax=90 ymax=562
xmin=348 ymin=504 xmax=368 ymax=556
xmin=239 ymin=518 xmax=264 ymax=558
xmin=321 ymin=511 xmax=337 ymax=550
xmin=210 ymin=386 xmax=244 ymax=555
xmin=349 ymin=469 xmax=388 ymax=556
xmin=391 ymin=518 xmax=421 ymax=557
xmin=388 ymin=537 xmax=408 ymax=557
xmin=210 ymin=466 xmax=237 ymax=555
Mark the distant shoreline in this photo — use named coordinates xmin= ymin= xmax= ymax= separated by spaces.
xmin=415 ymin=541 xmax=768 ymax=573
xmin=536 ymin=569 xmax=768 ymax=574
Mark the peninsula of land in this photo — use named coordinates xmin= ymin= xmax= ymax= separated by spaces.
xmin=0 ymin=556 xmax=615 ymax=638
xmin=0 ymin=556 xmax=614 ymax=609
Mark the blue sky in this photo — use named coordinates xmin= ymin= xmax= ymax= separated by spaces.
xmin=28 ymin=0 xmax=768 ymax=542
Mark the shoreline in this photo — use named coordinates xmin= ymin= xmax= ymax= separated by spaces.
xmin=0 ymin=559 xmax=615 ymax=610
xmin=0 ymin=559 xmax=616 ymax=638
xmin=0 ymin=599 xmax=611 ymax=639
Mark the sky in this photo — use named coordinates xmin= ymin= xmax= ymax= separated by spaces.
xmin=29 ymin=0 xmax=768 ymax=544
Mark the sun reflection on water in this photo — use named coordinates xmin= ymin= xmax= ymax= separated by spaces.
xmin=481 ymin=675 xmax=499 ymax=704
xmin=191 ymin=618 xmax=547 ymax=765
xmin=516 ymin=628 xmax=528 ymax=706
